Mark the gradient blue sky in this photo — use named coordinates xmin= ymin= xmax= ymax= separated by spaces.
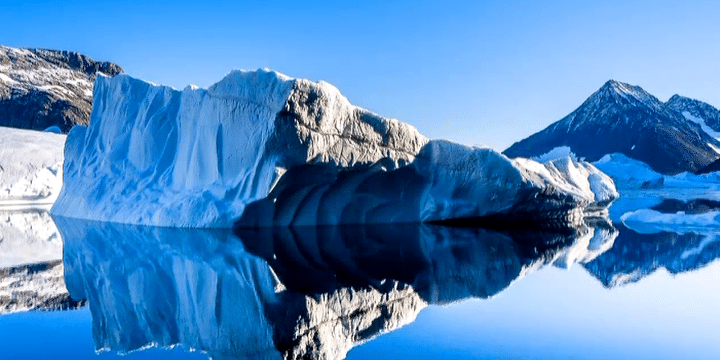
xmin=2 ymin=0 xmax=719 ymax=150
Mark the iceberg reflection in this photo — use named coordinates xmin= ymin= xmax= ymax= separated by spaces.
xmin=56 ymin=217 xmax=616 ymax=360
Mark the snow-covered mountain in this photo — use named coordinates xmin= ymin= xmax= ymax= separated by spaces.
xmin=52 ymin=69 xmax=617 ymax=228
xmin=0 ymin=45 xmax=122 ymax=132
xmin=504 ymin=80 xmax=720 ymax=174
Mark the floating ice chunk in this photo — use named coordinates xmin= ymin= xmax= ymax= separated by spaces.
xmin=593 ymin=153 xmax=664 ymax=189
xmin=621 ymin=208 xmax=720 ymax=234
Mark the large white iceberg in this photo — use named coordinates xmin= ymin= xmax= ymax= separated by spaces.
xmin=52 ymin=69 xmax=617 ymax=228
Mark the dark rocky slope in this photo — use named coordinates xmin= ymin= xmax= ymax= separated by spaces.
xmin=0 ymin=45 xmax=122 ymax=132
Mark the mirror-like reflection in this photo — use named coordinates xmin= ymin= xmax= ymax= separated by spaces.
xmin=53 ymin=216 xmax=618 ymax=360
xmin=584 ymin=223 xmax=720 ymax=287
xmin=0 ymin=209 xmax=81 ymax=314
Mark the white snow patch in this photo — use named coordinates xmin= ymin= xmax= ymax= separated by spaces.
xmin=708 ymin=142 xmax=720 ymax=155
xmin=0 ymin=73 xmax=16 ymax=84
xmin=682 ymin=111 xmax=720 ymax=141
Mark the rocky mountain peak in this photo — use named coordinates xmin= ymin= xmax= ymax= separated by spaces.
xmin=587 ymin=79 xmax=665 ymax=113
xmin=504 ymin=80 xmax=720 ymax=174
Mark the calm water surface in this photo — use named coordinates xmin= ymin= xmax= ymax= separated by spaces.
xmin=1 ymin=214 xmax=719 ymax=359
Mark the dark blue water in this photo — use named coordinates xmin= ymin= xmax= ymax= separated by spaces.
xmin=1 ymin=217 xmax=719 ymax=359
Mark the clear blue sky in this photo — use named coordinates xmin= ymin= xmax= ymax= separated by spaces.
xmin=2 ymin=0 xmax=719 ymax=150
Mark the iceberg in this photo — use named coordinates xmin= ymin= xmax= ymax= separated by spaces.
xmin=621 ymin=208 xmax=720 ymax=234
xmin=238 ymin=141 xmax=618 ymax=227
xmin=52 ymin=69 xmax=617 ymax=227
xmin=593 ymin=153 xmax=664 ymax=189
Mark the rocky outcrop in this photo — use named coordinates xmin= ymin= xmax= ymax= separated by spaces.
xmin=0 ymin=45 xmax=122 ymax=132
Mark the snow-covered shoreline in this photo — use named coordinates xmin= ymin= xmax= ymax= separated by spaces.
xmin=0 ymin=126 xmax=66 ymax=208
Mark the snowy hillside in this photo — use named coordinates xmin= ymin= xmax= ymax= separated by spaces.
xmin=666 ymin=94 xmax=720 ymax=139
xmin=0 ymin=45 xmax=122 ymax=132
xmin=52 ymin=69 xmax=617 ymax=228
xmin=504 ymin=80 xmax=720 ymax=174
xmin=0 ymin=126 xmax=66 ymax=208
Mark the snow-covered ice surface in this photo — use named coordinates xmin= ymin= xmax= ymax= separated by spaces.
xmin=593 ymin=153 xmax=664 ymax=189
xmin=52 ymin=70 xmax=617 ymax=228
xmin=586 ymin=151 xmax=720 ymax=224
xmin=0 ymin=126 xmax=64 ymax=269
xmin=621 ymin=209 xmax=720 ymax=234
xmin=532 ymin=145 xmax=576 ymax=162
xmin=0 ymin=126 xmax=66 ymax=208
xmin=0 ymin=127 xmax=71 ymax=314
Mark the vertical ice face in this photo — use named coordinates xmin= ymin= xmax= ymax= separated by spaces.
xmin=51 ymin=69 xmax=428 ymax=227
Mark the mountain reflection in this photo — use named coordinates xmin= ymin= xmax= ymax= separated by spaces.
xmin=55 ymin=217 xmax=617 ymax=360
xmin=583 ymin=223 xmax=720 ymax=287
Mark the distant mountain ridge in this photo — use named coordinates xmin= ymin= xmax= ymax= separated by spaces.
xmin=504 ymin=80 xmax=720 ymax=174
xmin=0 ymin=45 xmax=122 ymax=132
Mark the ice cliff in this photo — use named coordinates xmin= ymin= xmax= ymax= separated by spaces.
xmin=52 ymin=69 xmax=617 ymax=227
